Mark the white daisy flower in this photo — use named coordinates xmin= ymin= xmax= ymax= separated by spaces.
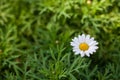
xmin=70 ymin=34 xmax=98 ymax=57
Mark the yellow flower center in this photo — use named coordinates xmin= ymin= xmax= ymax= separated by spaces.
xmin=79 ymin=43 xmax=89 ymax=51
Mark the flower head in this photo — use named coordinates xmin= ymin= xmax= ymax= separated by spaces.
xmin=70 ymin=34 xmax=98 ymax=57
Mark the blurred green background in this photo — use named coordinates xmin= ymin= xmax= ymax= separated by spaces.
xmin=0 ymin=0 xmax=120 ymax=80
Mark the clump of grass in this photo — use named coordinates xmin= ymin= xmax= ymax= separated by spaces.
xmin=0 ymin=0 xmax=120 ymax=80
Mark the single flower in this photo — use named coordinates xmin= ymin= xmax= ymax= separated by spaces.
xmin=70 ymin=34 xmax=98 ymax=57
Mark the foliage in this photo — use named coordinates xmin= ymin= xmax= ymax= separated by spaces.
xmin=0 ymin=0 xmax=120 ymax=80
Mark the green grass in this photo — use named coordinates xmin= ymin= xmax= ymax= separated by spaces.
xmin=0 ymin=0 xmax=120 ymax=80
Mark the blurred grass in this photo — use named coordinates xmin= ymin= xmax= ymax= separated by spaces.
xmin=0 ymin=0 xmax=120 ymax=80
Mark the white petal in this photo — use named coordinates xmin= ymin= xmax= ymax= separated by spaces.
xmin=80 ymin=51 xmax=85 ymax=57
xmin=89 ymin=41 xmax=98 ymax=46
xmin=81 ymin=34 xmax=86 ymax=41
xmin=85 ymin=52 xmax=90 ymax=57
xmin=70 ymin=41 xmax=79 ymax=46
xmin=85 ymin=35 xmax=90 ymax=42
xmin=78 ymin=35 xmax=84 ymax=43
xmin=75 ymin=51 xmax=80 ymax=55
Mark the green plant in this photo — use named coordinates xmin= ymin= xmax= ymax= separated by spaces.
xmin=0 ymin=0 xmax=120 ymax=80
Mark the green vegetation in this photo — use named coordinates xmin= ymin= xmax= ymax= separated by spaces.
xmin=0 ymin=0 xmax=120 ymax=80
